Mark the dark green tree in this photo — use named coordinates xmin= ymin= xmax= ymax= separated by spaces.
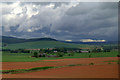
xmin=34 ymin=52 xmax=38 ymax=58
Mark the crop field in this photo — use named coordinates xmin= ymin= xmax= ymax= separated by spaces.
xmin=2 ymin=50 xmax=120 ymax=78
xmin=3 ymin=64 xmax=119 ymax=78
xmin=2 ymin=39 xmax=119 ymax=78
xmin=2 ymin=56 xmax=119 ymax=78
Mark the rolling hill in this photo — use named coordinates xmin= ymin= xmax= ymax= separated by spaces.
xmin=3 ymin=40 xmax=90 ymax=50
xmin=2 ymin=36 xmax=57 ymax=44
xmin=2 ymin=36 xmax=117 ymax=50
xmin=1 ymin=36 xmax=89 ymax=49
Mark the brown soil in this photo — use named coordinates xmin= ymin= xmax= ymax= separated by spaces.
xmin=2 ymin=57 xmax=119 ymax=70
xmin=2 ymin=64 xmax=119 ymax=78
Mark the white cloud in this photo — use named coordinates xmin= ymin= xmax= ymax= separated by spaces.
xmin=80 ymin=39 xmax=106 ymax=42
xmin=27 ymin=29 xmax=32 ymax=32
xmin=2 ymin=2 xmax=78 ymax=32
xmin=46 ymin=3 xmax=55 ymax=8
xmin=65 ymin=40 xmax=72 ymax=42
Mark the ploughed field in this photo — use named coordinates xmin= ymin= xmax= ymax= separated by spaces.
xmin=2 ymin=57 xmax=120 ymax=78
xmin=3 ymin=64 xmax=119 ymax=78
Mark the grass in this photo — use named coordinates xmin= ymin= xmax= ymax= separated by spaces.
xmin=67 ymin=64 xmax=82 ymax=66
xmin=2 ymin=66 xmax=54 ymax=74
xmin=103 ymin=60 xmax=120 ymax=64
xmin=2 ymin=51 xmax=118 ymax=62
xmin=2 ymin=61 xmax=116 ymax=74
xmin=108 ymin=62 xmax=111 ymax=64
xmin=3 ymin=41 xmax=91 ymax=50
xmin=29 ymin=66 xmax=53 ymax=70
xmin=0 ymin=63 xmax=95 ymax=74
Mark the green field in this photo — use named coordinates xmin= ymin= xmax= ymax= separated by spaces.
xmin=2 ymin=51 xmax=118 ymax=62
xmin=3 ymin=41 xmax=92 ymax=50
xmin=2 ymin=37 xmax=118 ymax=62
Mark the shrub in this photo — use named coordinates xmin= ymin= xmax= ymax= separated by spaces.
xmin=108 ymin=62 xmax=111 ymax=64
xmin=68 ymin=64 xmax=82 ymax=66
xmin=117 ymin=54 xmax=120 ymax=57
xmin=68 ymin=53 xmax=74 ymax=56
xmin=117 ymin=62 xmax=120 ymax=64
xmin=89 ymin=63 xmax=94 ymax=65
xmin=89 ymin=54 xmax=92 ymax=58
xmin=33 ymin=52 xmax=38 ymax=58
xmin=42 ymin=54 xmax=46 ymax=57
xmin=56 ymin=52 xmax=64 ymax=57
xmin=29 ymin=66 xmax=54 ymax=70
xmin=59 ymin=54 xmax=63 ymax=57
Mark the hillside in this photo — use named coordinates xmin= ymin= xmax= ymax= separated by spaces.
xmin=2 ymin=36 xmax=27 ymax=44
xmin=3 ymin=41 xmax=90 ymax=50
xmin=2 ymin=36 xmax=57 ymax=44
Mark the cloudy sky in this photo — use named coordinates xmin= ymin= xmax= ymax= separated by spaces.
xmin=1 ymin=2 xmax=118 ymax=41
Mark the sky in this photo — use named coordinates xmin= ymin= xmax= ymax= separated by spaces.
xmin=1 ymin=2 xmax=118 ymax=41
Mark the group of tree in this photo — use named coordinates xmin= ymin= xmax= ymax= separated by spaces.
xmin=91 ymin=48 xmax=111 ymax=53
xmin=2 ymin=49 xmax=30 ymax=53
xmin=10 ymin=49 xmax=30 ymax=53
xmin=35 ymin=47 xmax=81 ymax=54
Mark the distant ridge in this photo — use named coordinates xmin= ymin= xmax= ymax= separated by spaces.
xmin=2 ymin=36 xmax=118 ymax=49
xmin=2 ymin=36 xmax=57 ymax=44
xmin=1 ymin=36 xmax=118 ymax=45
xmin=27 ymin=37 xmax=57 ymax=42
xmin=2 ymin=36 xmax=27 ymax=44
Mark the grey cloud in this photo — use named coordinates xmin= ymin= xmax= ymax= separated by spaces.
xmin=1 ymin=2 xmax=118 ymax=41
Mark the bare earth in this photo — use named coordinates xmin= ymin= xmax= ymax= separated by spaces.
xmin=2 ymin=57 xmax=120 ymax=78
xmin=2 ymin=57 xmax=119 ymax=70
xmin=3 ymin=64 xmax=119 ymax=78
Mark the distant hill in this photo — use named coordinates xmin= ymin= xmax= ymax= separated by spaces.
xmin=2 ymin=36 xmax=57 ymax=44
xmin=27 ymin=37 xmax=57 ymax=42
xmin=2 ymin=36 xmax=117 ymax=45
xmin=2 ymin=36 xmax=89 ymax=49
xmin=3 ymin=41 xmax=90 ymax=50
xmin=2 ymin=36 xmax=27 ymax=44
xmin=1 ymin=36 xmax=117 ymax=50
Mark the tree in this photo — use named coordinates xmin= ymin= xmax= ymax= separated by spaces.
xmin=92 ymin=48 xmax=101 ymax=53
xmin=34 ymin=52 xmax=38 ymax=58
xmin=56 ymin=52 xmax=64 ymax=57
xmin=68 ymin=53 xmax=74 ymax=56
xmin=89 ymin=54 xmax=92 ymax=58
xmin=117 ymin=54 xmax=120 ymax=57
xmin=103 ymin=49 xmax=111 ymax=52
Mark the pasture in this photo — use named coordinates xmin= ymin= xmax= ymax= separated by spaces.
xmin=2 ymin=51 xmax=118 ymax=62
xmin=3 ymin=41 xmax=93 ymax=50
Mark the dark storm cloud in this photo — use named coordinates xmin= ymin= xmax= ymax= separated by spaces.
xmin=50 ymin=2 xmax=118 ymax=41
xmin=1 ymin=2 xmax=118 ymax=41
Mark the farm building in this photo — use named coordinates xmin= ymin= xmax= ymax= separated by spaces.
xmin=53 ymin=51 xmax=58 ymax=53
xmin=38 ymin=53 xmax=47 ymax=57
